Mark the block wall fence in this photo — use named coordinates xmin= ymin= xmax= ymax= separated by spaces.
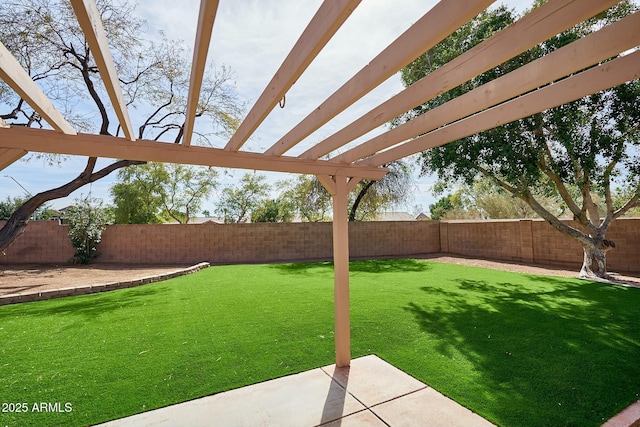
xmin=1 ymin=218 xmax=639 ymax=272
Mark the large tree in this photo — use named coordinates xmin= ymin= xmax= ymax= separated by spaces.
xmin=278 ymin=175 xmax=332 ymax=222
xmin=399 ymin=3 xmax=640 ymax=280
xmin=0 ymin=0 xmax=242 ymax=252
xmin=348 ymin=160 xmax=414 ymax=221
xmin=111 ymin=163 xmax=218 ymax=224
xmin=216 ymin=173 xmax=270 ymax=223
xmin=276 ymin=160 xmax=414 ymax=223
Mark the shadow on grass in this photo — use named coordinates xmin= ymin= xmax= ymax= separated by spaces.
xmin=0 ymin=285 xmax=171 ymax=321
xmin=405 ymin=275 xmax=640 ymax=427
xmin=271 ymin=258 xmax=432 ymax=275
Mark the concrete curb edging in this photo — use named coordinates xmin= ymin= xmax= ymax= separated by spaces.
xmin=0 ymin=262 xmax=210 ymax=306
xmin=602 ymin=400 xmax=640 ymax=427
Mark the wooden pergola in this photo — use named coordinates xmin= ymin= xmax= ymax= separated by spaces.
xmin=1 ymin=0 xmax=638 ymax=367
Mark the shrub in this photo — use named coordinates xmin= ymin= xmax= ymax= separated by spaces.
xmin=66 ymin=196 xmax=112 ymax=264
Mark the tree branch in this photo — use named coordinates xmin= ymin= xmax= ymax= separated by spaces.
xmin=476 ymin=165 xmax=591 ymax=246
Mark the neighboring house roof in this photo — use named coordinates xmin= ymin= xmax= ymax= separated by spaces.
xmin=415 ymin=213 xmax=430 ymax=221
xmin=373 ymin=212 xmax=415 ymax=221
xmin=165 ymin=217 xmax=225 ymax=225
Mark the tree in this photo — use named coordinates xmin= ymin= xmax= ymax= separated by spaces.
xmin=251 ymin=199 xmax=295 ymax=223
xmin=216 ymin=173 xmax=270 ymax=223
xmin=399 ymin=3 xmax=640 ymax=280
xmin=348 ymin=160 xmax=414 ymax=221
xmin=66 ymin=195 xmax=111 ymax=264
xmin=278 ymin=175 xmax=332 ymax=222
xmin=459 ymin=177 xmax=567 ymax=220
xmin=277 ymin=163 xmax=414 ymax=223
xmin=429 ymin=191 xmax=465 ymax=220
xmin=111 ymin=163 xmax=218 ymax=224
xmin=0 ymin=0 xmax=242 ymax=252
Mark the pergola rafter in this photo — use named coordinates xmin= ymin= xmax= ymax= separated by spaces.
xmin=338 ymin=10 xmax=640 ymax=164
xmin=304 ymin=0 xmax=624 ymax=162
xmin=0 ymin=0 xmax=637 ymax=367
xmin=182 ymin=0 xmax=220 ymax=147
xmin=70 ymin=0 xmax=136 ymax=141
xmin=362 ymin=50 xmax=640 ymax=167
xmin=265 ymin=0 xmax=496 ymax=157
xmin=0 ymin=41 xmax=76 ymax=135
xmin=224 ymin=0 xmax=362 ymax=152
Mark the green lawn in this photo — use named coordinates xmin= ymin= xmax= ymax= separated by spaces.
xmin=1 ymin=259 xmax=638 ymax=427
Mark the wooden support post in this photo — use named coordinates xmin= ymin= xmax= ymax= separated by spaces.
xmin=332 ymin=175 xmax=350 ymax=367
xmin=319 ymin=174 xmax=353 ymax=367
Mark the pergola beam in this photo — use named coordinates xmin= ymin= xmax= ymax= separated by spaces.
xmin=224 ymin=0 xmax=362 ymax=152
xmin=361 ymin=50 xmax=640 ymax=167
xmin=70 ymin=0 xmax=135 ymax=141
xmin=0 ymin=127 xmax=386 ymax=180
xmin=182 ymin=0 xmax=220 ymax=147
xmin=265 ymin=0 xmax=496 ymax=157
xmin=0 ymin=41 xmax=76 ymax=135
xmin=304 ymin=0 xmax=623 ymax=161
xmin=336 ymin=11 xmax=640 ymax=164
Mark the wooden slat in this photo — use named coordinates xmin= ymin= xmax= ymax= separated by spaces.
xmin=0 ymin=147 xmax=27 ymax=172
xmin=224 ymin=0 xmax=362 ymax=152
xmin=336 ymin=11 xmax=640 ymax=164
xmin=305 ymin=0 xmax=622 ymax=161
xmin=70 ymin=0 xmax=135 ymax=141
xmin=0 ymin=42 xmax=76 ymax=135
xmin=0 ymin=127 xmax=387 ymax=180
xmin=361 ymin=50 xmax=640 ymax=167
xmin=265 ymin=0 xmax=496 ymax=157
xmin=182 ymin=0 xmax=220 ymax=147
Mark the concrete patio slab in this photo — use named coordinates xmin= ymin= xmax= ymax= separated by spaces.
xmin=96 ymin=355 xmax=495 ymax=427
xmin=321 ymin=354 xmax=427 ymax=407
xmin=371 ymin=387 xmax=496 ymax=427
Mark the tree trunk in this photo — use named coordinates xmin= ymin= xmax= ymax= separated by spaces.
xmin=349 ymin=180 xmax=374 ymax=221
xmin=578 ymin=238 xmax=614 ymax=281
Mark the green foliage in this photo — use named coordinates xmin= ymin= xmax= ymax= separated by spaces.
xmin=437 ymin=177 xmax=569 ymax=220
xmin=349 ymin=160 xmax=414 ymax=221
xmin=0 ymin=197 xmax=27 ymax=220
xmin=111 ymin=163 xmax=218 ymax=224
xmin=613 ymin=182 xmax=640 ymax=217
xmin=0 ymin=196 xmax=57 ymax=221
xmin=429 ymin=191 xmax=466 ymax=220
xmin=277 ymin=162 xmax=414 ymax=222
xmin=1 ymin=261 xmax=638 ymax=426
xmin=278 ymin=175 xmax=331 ymax=222
xmin=216 ymin=173 xmax=270 ymax=223
xmin=65 ymin=196 xmax=112 ymax=264
xmin=251 ymin=198 xmax=295 ymax=223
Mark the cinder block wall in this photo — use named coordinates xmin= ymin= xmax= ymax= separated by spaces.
xmin=443 ymin=218 xmax=640 ymax=273
xmin=0 ymin=220 xmax=73 ymax=263
xmin=0 ymin=220 xmax=441 ymax=265
xmin=1 ymin=218 xmax=638 ymax=272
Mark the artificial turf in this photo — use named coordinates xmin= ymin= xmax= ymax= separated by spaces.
xmin=0 ymin=259 xmax=638 ymax=426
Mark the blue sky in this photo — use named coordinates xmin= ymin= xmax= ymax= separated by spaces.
xmin=1 ymin=0 xmax=532 ymax=215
